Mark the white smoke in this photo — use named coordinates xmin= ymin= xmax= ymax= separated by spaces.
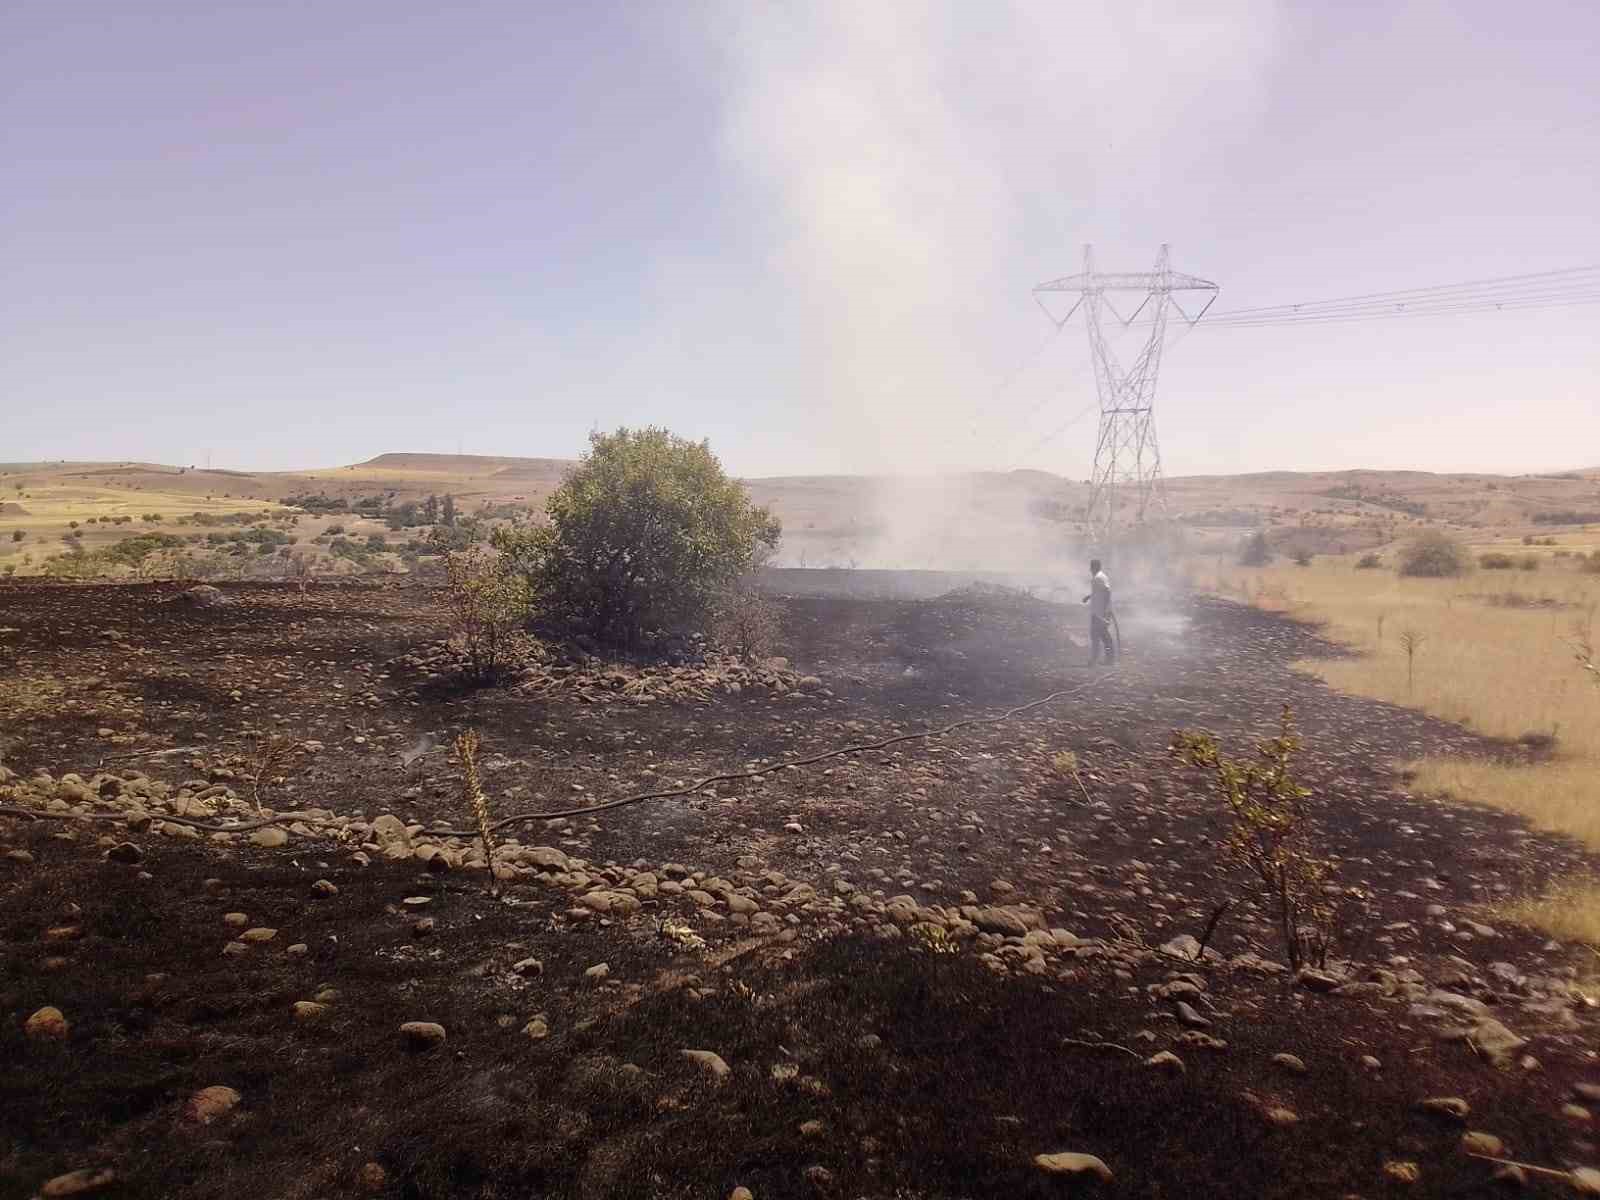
xmin=703 ymin=2 xmax=1282 ymax=566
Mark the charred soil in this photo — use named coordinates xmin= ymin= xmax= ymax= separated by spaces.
xmin=2 ymin=578 xmax=1598 ymax=1198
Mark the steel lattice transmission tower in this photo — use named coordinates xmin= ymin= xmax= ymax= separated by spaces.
xmin=1033 ymin=245 xmax=1217 ymax=547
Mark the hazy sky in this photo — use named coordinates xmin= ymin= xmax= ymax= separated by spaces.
xmin=4 ymin=1 xmax=1597 ymax=478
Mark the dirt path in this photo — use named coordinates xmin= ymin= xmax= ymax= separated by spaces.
xmin=3 ymin=580 xmax=1598 ymax=1198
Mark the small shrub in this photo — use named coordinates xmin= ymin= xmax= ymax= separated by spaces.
xmin=1171 ymin=706 xmax=1331 ymax=970
xmin=1238 ymin=530 xmax=1272 ymax=567
xmin=1291 ymin=549 xmax=1313 ymax=567
xmin=1479 ymin=552 xmax=1515 ymax=570
xmin=1519 ymin=555 xmax=1540 ymax=571
xmin=1354 ymin=552 xmax=1382 ymax=569
xmin=442 ymin=546 xmax=532 ymax=683
xmin=1398 ymin=530 xmax=1470 ymax=578
xmin=711 ymin=585 xmax=781 ymax=661
xmin=9 ymin=530 xmax=22 ymax=543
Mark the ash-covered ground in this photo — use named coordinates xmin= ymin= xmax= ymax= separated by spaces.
xmin=2 ymin=575 xmax=1598 ymax=1199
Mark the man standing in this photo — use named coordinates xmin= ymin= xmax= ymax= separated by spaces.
xmin=1082 ymin=558 xmax=1115 ymax=666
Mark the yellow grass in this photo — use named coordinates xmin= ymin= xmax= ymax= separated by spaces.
xmin=1192 ymin=553 xmax=1600 ymax=943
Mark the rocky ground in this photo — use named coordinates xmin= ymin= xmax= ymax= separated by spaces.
xmin=2 ymin=577 xmax=1599 ymax=1199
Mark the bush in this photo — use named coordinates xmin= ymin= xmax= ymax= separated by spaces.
xmin=1291 ymin=550 xmax=1313 ymax=567
xmin=1354 ymin=552 xmax=1382 ymax=569
xmin=1519 ymin=555 xmax=1539 ymax=571
xmin=1172 ymin=707 xmax=1331 ymax=970
xmin=9 ymin=530 xmax=22 ymax=543
xmin=1238 ymin=531 xmax=1271 ymax=567
xmin=442 ymin=546 xmax=531 ymax=682
xmin=495 ymin=428 xmax=781 ymax=647
xmin=1398 ymin=530 xmax=1470 ymax=578
xmin=711 ymin=585 xmax=781 ymax=661
xmin=1479 ymin=552 xmax=1515 ymax=570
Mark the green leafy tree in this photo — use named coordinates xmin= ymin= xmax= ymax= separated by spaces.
xmin=496 ymin=427 xmax=780 ymax=646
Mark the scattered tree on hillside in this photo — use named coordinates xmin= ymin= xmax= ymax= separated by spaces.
xmin=1398 ymin=530 xmax=1470 ymax=578
xmin=441 ymin=494 xmax=457 ymax=528
xmin=495 ymin=427 xmax=780 ymax=647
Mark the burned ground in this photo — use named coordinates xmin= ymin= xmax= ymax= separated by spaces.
xmin=2 ymin=578 xmax=1598 ymax=1199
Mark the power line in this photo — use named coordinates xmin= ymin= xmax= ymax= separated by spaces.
xmin=1184 ymin=264 xmax=1600 ymax=328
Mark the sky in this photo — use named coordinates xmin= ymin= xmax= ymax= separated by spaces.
xmin=3 ymin=0 xmax=1597 ymax=479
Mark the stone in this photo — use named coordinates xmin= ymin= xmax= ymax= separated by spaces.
xmin=524 ymin=845 xmax=571 ymax=871
xmin=514 ymin=956 xmax=544 ymax=976
xmin=1459 ymin=1131 xmax=1504 ymax=1157
xmin=222 ymin=941 xmax=250 ymax=958
xmin=1034 ymin=1152 xmax=1113 ymax=1182
xmin=184 ymin=1084 xmax=242 ymax=1124
xmin=1418 ymin=1097 xmax=1470 ymax=1121
xmin=399 ymin=1021 xmax=447 ymax=1050
xmin=1443 ymin=1017 xmax=1526 ymax=1067
xmin=287 ymin=943 xmax=308 ymax=957
xmin=359 ymin=1161 xmax=387 ymax=1193
xmin=311 ymin=879 xmax=338 ymax=896
xmin=1571 ymin=1167 xmax=1600 ymax=1196
xmin=24 ymin=1006 xmax=68 ymax=1040
xmin=1261 ymin=1107 xmax=1299 ymax=1127
xmin=728 ymin=1189 xmax=754 ymax=1200
xmin=106 ymin=842 xmax=142 ymax=864
xmin=799 ymin=1119 xmax=826 ymax=1137
xmin=1177 ymin=1031 xmax=1228 ymax=1051
xmin=972 ymin=906 xmax=1029 ymax=937
xmin=1145 ymin=1051 xmax=1185 ymax=1074
xmin=1383 ymin=1161 xmax=1421 ymax=1185
xmin=370 ymin=814 xmax=410 ymax=848
xmin=40 ymin=1168 xmax=117 ymax=1197
xmin=292 ymin=1001 xmax=329 ymax=1023
xmin=1563 ymin=1103 xmax=1593 ymax=1123
xmin=523 ymin=1016 xmax=550 ymax=1040
xmin=585 ymin=963 xmax=610 ymax=982
xmin=412 ymin=917 xmax=435 ymax=937
xmin=223 ymin=912 xmax=249 ymax=929
xmin=682 ymin=1049 xmax=731 ymax=1080
xmin=1272 ymin=1052 xmax=1309 ymax=1075
xmin=804 ymin=1165 xmax=834 ymax=1191
xmin=1297 ymin=967 xmax=1342 ymax=992
xmin=239 ymin=927 xmax=277 ymax=944
xmin=1174 ymin=1001 xmax=1211 ymax=1029
xmin=1574 ymin=1083 xmax=1600 ymax=1103
xmin=249 ymin=827 xmax=289 ymax=848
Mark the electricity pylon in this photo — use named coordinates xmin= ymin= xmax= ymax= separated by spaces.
xmin=1033 ymin=245 xmax=1217 ymax=548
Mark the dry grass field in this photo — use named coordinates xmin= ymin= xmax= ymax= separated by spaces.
xmin=1192 ymin=547 xmax=1600 ymax=940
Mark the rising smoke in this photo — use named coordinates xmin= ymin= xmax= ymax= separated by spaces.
xmin=706 ymin=1 xmax=1279 ymax=569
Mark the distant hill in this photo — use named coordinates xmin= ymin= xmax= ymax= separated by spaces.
xmin=4 ymin=453 xmax=1597 ymax=570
